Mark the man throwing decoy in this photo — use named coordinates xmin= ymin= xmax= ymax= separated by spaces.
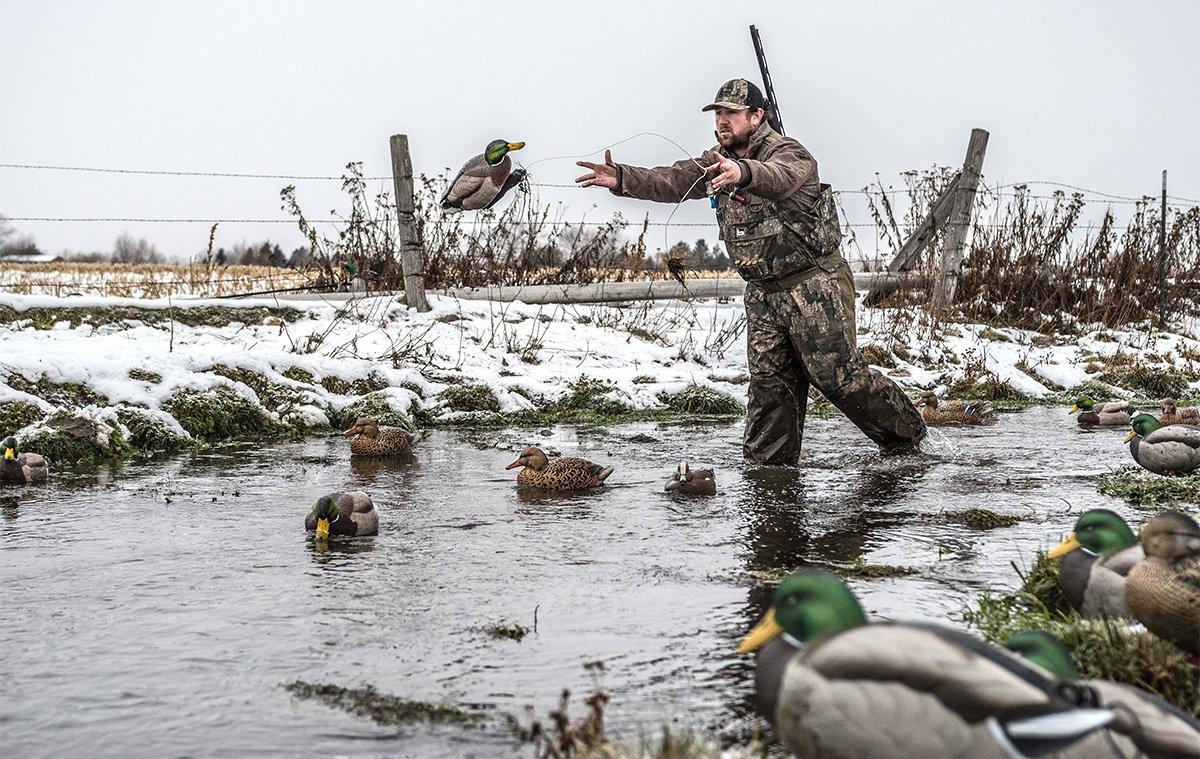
xmin=576 ymin=79 xmax=925 ymax=463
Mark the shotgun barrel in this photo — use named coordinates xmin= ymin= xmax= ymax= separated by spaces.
xmin=749 ymin=25 xmax=785 ymax=136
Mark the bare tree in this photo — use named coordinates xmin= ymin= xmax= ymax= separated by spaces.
xmin=111 ymin=233 xmax=164 ymax=264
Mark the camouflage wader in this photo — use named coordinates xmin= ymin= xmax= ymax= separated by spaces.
xmin=612 ymin=121 xmax=926 ymax=464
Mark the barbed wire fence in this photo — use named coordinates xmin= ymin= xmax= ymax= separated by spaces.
xmin=0 ymin=159 xmax=1196 ymax=299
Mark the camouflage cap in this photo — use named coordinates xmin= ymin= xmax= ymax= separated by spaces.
xmin=701 ymin=78 xmax=768 ymax=112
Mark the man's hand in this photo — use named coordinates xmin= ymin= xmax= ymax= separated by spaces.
xmin=705 ymin=153 xmax=744 ymax=191
xmin=575 ymin=149 xmax=619 ymax=189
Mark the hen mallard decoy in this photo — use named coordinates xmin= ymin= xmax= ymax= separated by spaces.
xmin=304 ymin=491 xmax=378 ymax=541
xmin=1160 ymin=397 xmax=1199 ymax=426
xmin=1046 ymin=509 xmax=1142 ymax=619
xmin=664 ymin=461 xmax=716 ymax=495
xmin=1004 ymin=630 xmax=1200 ymax=755
xmin=343 ymin=418 xmax=413 ymax=458
xmin=441 ymin=139 xmax=526 ymax=212
xmin=1124 ymin=412 xmax=1200 ymax=476
xmin=1070 ymin=396 xmax=1134 ymax=426
xmin=1124 ymin=510 xmax=1200 ymax=656
xmin=737 ymin=569 xmax=1124 ymax=758
xmin=504 ymin=446 xmax=613 ymax=491
xmin=914 ymin=391 xmax=996 ymax=425
xmin=0 ymin=436 xmax=48 ymax=484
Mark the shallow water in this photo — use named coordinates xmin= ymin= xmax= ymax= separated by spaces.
xmin=3 ymin=408 xmax=1146 ymax=757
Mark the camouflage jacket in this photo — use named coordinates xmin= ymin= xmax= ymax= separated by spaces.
xmin=611 ymin=122 xmax=843 ymax=283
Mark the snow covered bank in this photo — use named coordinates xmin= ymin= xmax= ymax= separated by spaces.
xmin=1 ymin=290 xmax=1198 ymax=459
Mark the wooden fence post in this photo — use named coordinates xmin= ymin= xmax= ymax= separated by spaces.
xmin=389 ymin=134 xmax=431 ymax=312
xmin=931 ymin=128 xmax=989 ymax=310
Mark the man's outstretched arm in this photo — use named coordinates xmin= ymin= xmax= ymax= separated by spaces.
xmin=576 ymin=149 xmax=712 ymax=204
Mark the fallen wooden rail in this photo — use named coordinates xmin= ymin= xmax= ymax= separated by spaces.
xmin=260 ymin=272 xmax=918 ymax=304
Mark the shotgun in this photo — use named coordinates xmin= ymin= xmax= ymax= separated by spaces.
xmin=749 ymin=25 xmax=785 ymax=136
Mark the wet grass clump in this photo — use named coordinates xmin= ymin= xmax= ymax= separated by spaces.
xmin=963 ymin=552 xmax=1200 ymax=716
xmin=1054 ymin=380 xmax=1124 ymax=404
xmin=935 ymin=508 xmax=1022 ymax=531
xmin=657 ymin=384 xmax=743 ymax=416
xmin=283 ymin=681 xmax=480 ymax=726
xmin=440 ymin=383 xmax=502 ymax=413
xmin=479 ymin=620 xmax=530 ymax=641
xmin=0 ymin=402 xmax=46 ymax=437
xmin=116 ymin=408 xmax=192 ymax=455
xmin=280 ymin=367 xmax=315 ymax=384
xmin=1098 ymin=466 xmax=1200 ymax=507
xmin=19 ymin=423 xmax=131 ymax=465
xmin=163 ymin=386 xmax=278 ymax=443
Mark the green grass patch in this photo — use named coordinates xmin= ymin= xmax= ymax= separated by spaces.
xmin=1098 ymin=365 xmax=1192 ymax=399
xmin=280 ymin=367 xmax=315 ymax=384
xmin=4 ymin=374 xmax=105 ymax=407
xmin=17 ymin=414 xmax=132 ymax=465
xmin=1053 ymin=380 xmax=1124 ymax=404
xmin=115 ymin=407 xmax=193 ymax=455
xmin=439 ymin=383 xmax=501 ymax=413
xmin=963 ymin=552 xmax=1199 ymax=716
xmin=335 ymin=391 xmax=414 ymax=430
xmin=0 ymin=304 xmax=301 ymax=330
xmin=0 ymin=402 xmax=46 ymax=437
xmin=658 ymin=384 xmax=743 ymax=415
xmin=557 ymin=377 xmax=631 ymax=417
xmin=127 ymin=368 xmax=161 ymax=383
xmin=1098 ymin=466 xmax=1200 ymax=508
xmin=283 ymin=681 xmax=479 ymax=726
xmin=163 ymin=386 xmax=278 ymax=443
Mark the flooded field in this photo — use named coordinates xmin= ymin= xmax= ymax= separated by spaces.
xmin=3 ymin=408 xmax=1147 ymax=757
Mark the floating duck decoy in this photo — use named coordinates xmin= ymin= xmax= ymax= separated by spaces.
xmin=664 ymin=461 xmax=716 ymax=495
xmin=914 ymin=391 xmax=996 ymax=425
xmin=1046 ymin=509 xmax=1142 ymax=619
xmin=504 ymin=446 xmax=613 ymax=491
xmin=1160 ymin=397 xmax=1199 ymax=426
xmin=343 ymin=418 xmax=413 ymax=458
xmin=1004 ymin=630 xmax=1200 ymax=756
xmin=1124 ymin=511 xmax=1200 ymax=656
xmin=304 ymin=491 xmax=378 ymax=541
xmin=1124 ymin=413 xmax=1200 ymax=476
xmin=1070 ymin=397 xmax=1134 ymax=426
xmin=738 ymin=569 xmax=1122 ymax=758
xmin=0 ymin=436 xmax=48 ymax=484
xmin=441 ymin=139 xmax=526 ymax=212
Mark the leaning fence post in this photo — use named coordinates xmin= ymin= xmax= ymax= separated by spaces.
xmin=932 ymin=128 xmax=989 ymax=311
xmin=389 ymin=134 xmax=431 ymax=312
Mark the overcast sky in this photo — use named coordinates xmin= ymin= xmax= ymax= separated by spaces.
xmin=3 ymin=0 xmax=1197 ymax=259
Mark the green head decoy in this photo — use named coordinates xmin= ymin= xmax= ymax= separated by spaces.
xmin=1124 ymin=412 xmax=1161 ymax=444
xmin=3 ymin=436 xmax=16 ymax=459
xmin=1068 ymin=396 xmax=1094 ymax=414
xmin=1003 ymin=630 xmax=1078 ymax=679
xmin=1048 ymin=509 xmax=1138 ymax=559
xmin=484 ymin=139 xmax=525 ymax=166
xmin=311 ymin=495 xmax=340 ymax=542
xmin=739 ymin=569 xmax=867 ymax=652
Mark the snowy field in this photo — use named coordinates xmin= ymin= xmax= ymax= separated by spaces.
xmin=1 ymin=289 xmax=1199 ymax=448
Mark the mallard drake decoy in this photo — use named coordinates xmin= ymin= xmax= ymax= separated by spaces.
xmin=343 ymin=418 xmax=413 ymax=458
xmin=504 ymin=447 xmax=613 ymax=491
xmin=1070 ymin=396 xmax=1134 ymax=426
xmin=1124 ymin=413 xmax=1200 ymax=476
xmin=914 ymin=391 xmax=996 ymax=425
xmin=304 ymin=491 xmax=378 ymax=541
xmin=1124 ymin=510 xmax=1200 ymax=656
xmin=0 ymin=436 xmax=48 ymax=484
xmin=1046 ymin=509 xmax=1142 ymax=619
xmin=441 ymin=139 xmax=526 ymax=212
xmin=1004 ymin=630 xmax=1200 ymax=756
xmin=738 ymin=569 xmax=1122 ymax=758
xmin=1160 ymin=397 xmax=1199 ymax=426
xmin=664 ymin=461 xmax=716 ymax=495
